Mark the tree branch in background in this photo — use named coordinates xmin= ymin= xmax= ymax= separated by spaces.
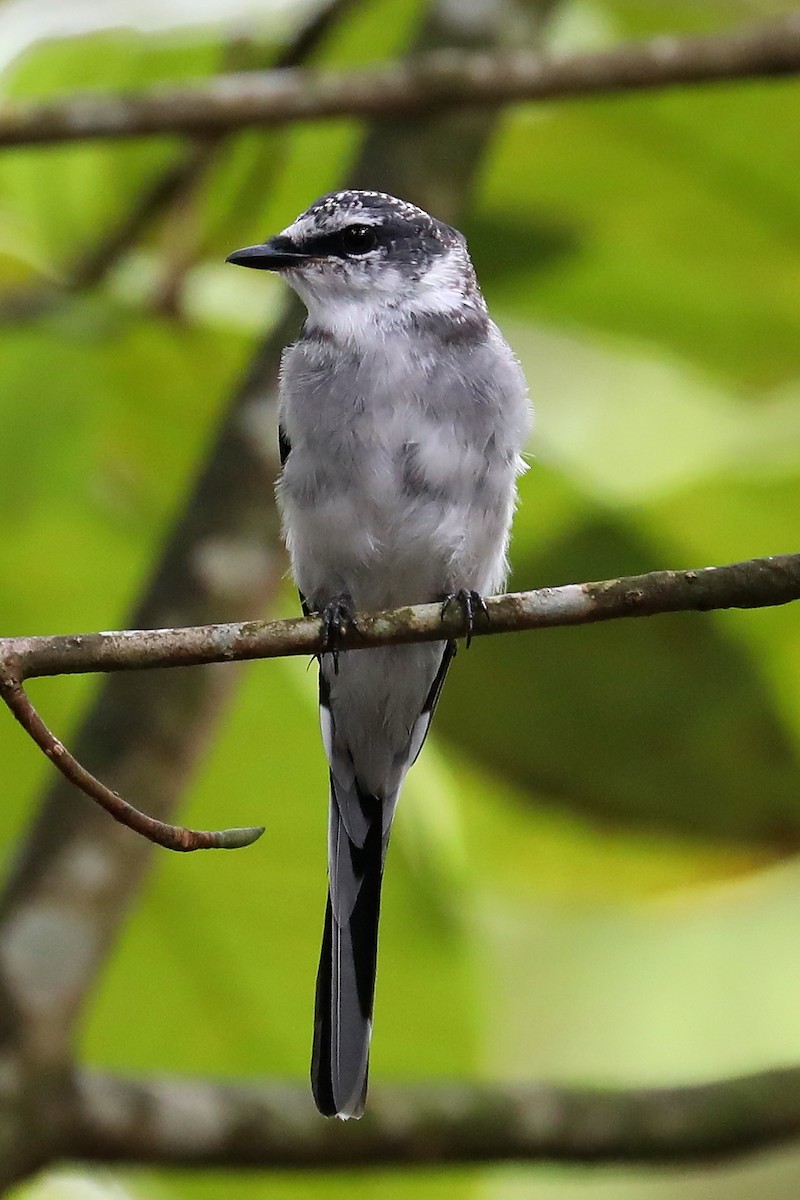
xmin=71 ymin=1065 xmax=800 ymax=1167
xmin=0 ymin=553 xmax=796 ymax=853
xmin=0 ymin=14 xmax=798 ymax=149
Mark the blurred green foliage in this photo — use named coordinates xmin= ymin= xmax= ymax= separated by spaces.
xmin=2 ymin=0 xmax=800 ymax=1198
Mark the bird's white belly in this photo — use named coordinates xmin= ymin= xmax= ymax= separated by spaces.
xmin=282 ymin=452 xmax=453 ymax=610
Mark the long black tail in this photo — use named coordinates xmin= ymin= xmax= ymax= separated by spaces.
xmin=311 ymin=781 xmax=384 ymax=1119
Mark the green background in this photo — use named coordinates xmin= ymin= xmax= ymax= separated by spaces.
xmin=2 ymin=0 xmax=800 ymax=1196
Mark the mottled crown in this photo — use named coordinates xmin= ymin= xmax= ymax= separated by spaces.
xmin=301 ymin=190 xmax=461 ymax=236
xmin=286 ymin=189 xmax=467 ymax=272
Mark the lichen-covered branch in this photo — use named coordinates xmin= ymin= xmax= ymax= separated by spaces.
xmin=0 ymin=14 xmax=799 ymax=149
xmin=0 ymin=553 xmax=795 ymax=855
xmin=2 ymin=553 xmax=798 ymax=682
xmin=70 ymin=1066 xmax=800 ymax=1168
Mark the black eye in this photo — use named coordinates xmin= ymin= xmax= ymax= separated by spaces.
xmin=340 ymin=225 xmax=377 ymax=256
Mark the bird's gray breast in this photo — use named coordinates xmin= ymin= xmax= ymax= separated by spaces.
xmin=276 ymin=323 xmax=526 ymax=608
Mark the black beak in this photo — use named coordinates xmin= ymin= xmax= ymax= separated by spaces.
xmin=225 ymin=238 xmax=307 ymax=271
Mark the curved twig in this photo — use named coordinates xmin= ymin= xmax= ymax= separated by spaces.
xmin=0 ymin=663 xmax=263 ymax=852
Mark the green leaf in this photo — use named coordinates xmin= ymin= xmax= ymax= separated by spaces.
xmin=475 ymin=78 xmax=800 ymax=387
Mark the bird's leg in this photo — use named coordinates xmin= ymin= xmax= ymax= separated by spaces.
xmin=319 ymin=593 xmax=359 ymax=674
xmin=441 ymin=589 xmax=490 ymax=649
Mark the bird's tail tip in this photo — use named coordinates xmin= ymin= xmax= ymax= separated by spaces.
xmin=310 ymin=1040 xmax=369 ymax=1120
xmin=311 ymin=829 xmax=380 ymax=1119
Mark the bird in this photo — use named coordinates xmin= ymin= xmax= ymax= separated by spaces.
xmin=226 ymin=190 xmax=532 ymax=1120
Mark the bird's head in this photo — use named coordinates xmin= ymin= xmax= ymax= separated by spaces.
xmin=226 ymin=190 xmax=483 ymax=337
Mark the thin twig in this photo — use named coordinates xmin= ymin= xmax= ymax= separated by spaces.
xmin=0 ymin=663 xmax=263 ymax=852
xmin=1 ymin=553 xmax=798 ymax=682
xmin=277 ymin=0 xmax=362 ymax=69
xmin=147 ymin=0 xmax=363 ymax=316
xmin=0 ymin=14 xmax=799 ymax=148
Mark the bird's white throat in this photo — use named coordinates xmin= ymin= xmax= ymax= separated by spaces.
xmin=287 ymin=249 xmax=483 ymax=345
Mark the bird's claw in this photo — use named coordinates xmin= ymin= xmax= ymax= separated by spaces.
xmin=319 ymin=595 xmax=360 ymax=674
xmin=441 ymin=589 xmax=489 ymax=649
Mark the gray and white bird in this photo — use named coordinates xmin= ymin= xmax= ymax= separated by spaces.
xmin=227 ymin=190 xmax=531 ymax=1120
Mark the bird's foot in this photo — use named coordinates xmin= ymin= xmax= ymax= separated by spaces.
xmin=319 ymin=594 xmax=360 ymax=674
xmin=441 ymin=589 xmax=489 ymax=649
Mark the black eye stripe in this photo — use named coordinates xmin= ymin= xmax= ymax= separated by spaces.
xmin=290 ymin=216 xmax=449 ymax=264
xmin=299 ymin=226 xmax=379 ymax=259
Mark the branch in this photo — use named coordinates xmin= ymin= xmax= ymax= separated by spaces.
xmin=0 ymin=15 xmax=799 ymax=149
xmin=2 ymin=553 xmax=798 ymax=681
xmin=0 ymin=553 xmax=796 ymax=852
xmin=0 ymin=667 xmax=263 ymax=852
xmin=71 ymin=1066 xmax=800 ymax=1167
